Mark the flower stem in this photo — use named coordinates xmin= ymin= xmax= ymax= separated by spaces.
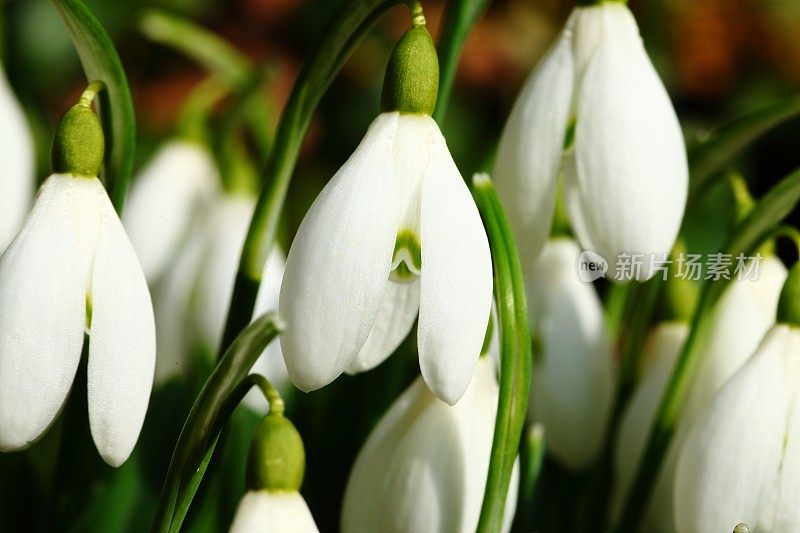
xmin=614 ymin=166 xmax=800 ymax=531
xmin=432 ymin=0 xmax=492 ymax=124
xmin=472 ymin=174 xmax=531 ymax=533
xmin=218 ymin=0 xmax=402 ymax=355
xmin=407 ymin=0 xmax=426 ymax=28
xmin=78 ymin=79 xmax=105 ymax=107
xmin=140 ymin=9 xmax=250 ymax=89
xmin=151 ymin=313 xmax=284 ymax=533
xmin=245 ymin=374 xmax=284 ymax=416
xmin=51 ymin=0 xmax=136 ymax=213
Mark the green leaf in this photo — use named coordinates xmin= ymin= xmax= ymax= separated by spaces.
xmin=472 ymin=174 xmax=532 ymax=533
xmin=151 ymin=313 xmax=283 ymax=533
xmin=433 ymin=0 xmax=491 ymax=123
xmin=51 ymin=0 xmax=136 ymax=213
xmin=688 ymin=95 xmax=800 ymax=200
xmin=511 ymin=424 xmax=546 ymax=533
xmin=615 ymin=166 xmax=800 ymax=531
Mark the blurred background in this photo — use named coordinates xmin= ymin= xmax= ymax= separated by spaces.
xmin=3 ymin=0 xmax=800 ymax=531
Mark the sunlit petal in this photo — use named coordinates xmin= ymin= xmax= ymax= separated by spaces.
xmin=417 ymin=136 xmax=492 ymax=406
xmin=280 ymin=113 xmax=399 ymax=391
xmin=88 ymin=187 xmax=156 ymax=467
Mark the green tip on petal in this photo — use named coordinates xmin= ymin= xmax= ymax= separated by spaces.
xmin=246 ymin=413 xmax=306 ymax=492
xmin=51 ymin=103 xmax=105 ymax=177
xmin=381 ymin=26 xmax=439 ymax=116
xmin=777 ymin=262 xmax=800 ymax=328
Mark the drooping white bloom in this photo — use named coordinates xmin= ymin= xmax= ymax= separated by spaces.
xmin=528 ymin=238 xmax=615 ymax=469
xmin=123 ymin=140 xmax=219 ymax=282
xmin=0 ymin=174 xmax=155 ymax=466
xmin=151 ymin=192 xmax=288 ymax=411
xmin=0 ymin=63 xmax=35 ymax=252
xmin=341 ymin=356 xmax=519 ymax=533
xmin=681 ymin=256 xmax=787 ymax=421
xmin=230 ymin=490 xmax=319 ymax=533
xmin=189 ymin=194 xmax=288 ymax=408
xmin=611 ymin=257 xmax=787 ymax=530
xmin=280 ymin=111 xmax=492 ymax=405
xmin=494 ymin=2 xmax=687 ymax=279
xmin=674 ymin=324 xmax=800 ymax=533
xmin=611 ymin=321 xmax=688 ymax=530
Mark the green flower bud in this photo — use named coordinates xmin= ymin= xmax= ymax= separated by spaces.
xmin=246 ymin=413 xmax=305 ymax=492
xmin=51 ymin=102 xmax=104 ymax=178
xmin=381 ymin=26 xmax=439 ymax=116
xmin=777 ymin=262 xmax=800 ymax=328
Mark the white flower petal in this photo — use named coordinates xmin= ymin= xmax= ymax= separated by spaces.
xmin=192 ymin=195 xmax=255 ymax=351
xmin=682 ymin=256 xmax=786 ymax=422
xmin=0 ymin=175 xmax=85 ymax=450
xmin=611 ymin=322 xmax=688 ymax=525
xmin=528 ymin=239 xmax=615 ymax=469
xmin=279 ymin=113 xmax=399 ymax=392
xmin=674 ymin=325 xmax=794 ymax=533
xmin=346 ymin=279 xmax=420 ymax=375
xmin=417 ymin=125 xmax=492 ymax=406
xmin=0 ymin=65 xmax=35 ymax=252
xmin=769 ymin=369 xmax=800 ymax=532
xmin=493 ymin=19 xmax=575 ymax=268
xmin=123 ymin=141 xmax=219 ymax=282
xmin=230 ymin=491 xmax=319 ymax=533
xmin=342 ymin=357 xmax=504 ymax=533
xmin=151 ymin=220 xmax=209 ymax=383
xmin=571 ymin=5 xmax=687 ymax=280
xmin=246 ymin=246 xmax=289 ymax=412
xmin=88 ymin=185 xmax=156 ymax=467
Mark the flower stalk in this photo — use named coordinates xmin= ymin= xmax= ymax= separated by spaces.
xmin=433 ymin=0 xmax=491 ymax=123
xmin=152 ymin=313 xmax=284 ymax=533
xmin=218 ymin=0 xmax=404 ymax=355
xmin=472 ymin=173 xmax=531 ymax=533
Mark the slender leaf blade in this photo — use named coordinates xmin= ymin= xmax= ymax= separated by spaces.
xmin=689 ymin=95 xmax=800 ymax=199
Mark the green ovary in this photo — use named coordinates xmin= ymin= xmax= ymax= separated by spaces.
xmin=391 ymin=229 xmax=422 ymax=282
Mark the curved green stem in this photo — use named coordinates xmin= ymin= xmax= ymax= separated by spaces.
xmin=140 ymin=10 xmax=275 ymax=163
xmin=246 ymin=373 xmax=284 ymax=416
xmin=151 ymin=313 xmax=284 ymax=533
xmin=140 ymin=9 xmax=250 ymax=89
xmin=615 ymin=167 xmax=800 ymax=531
xmin=51 ymin=0 xmax=136 ymax=213
xmin=432 ymin=0 xmax=491 ymax=123
xmin=78 ymin=79 xmax=104 ymax=107
xmin=688 ymin=95 xmax=800 ymax=201
xmin=218 ymin=0 xmax=403 ymax=353
xmin=472 ymin=174 xmax=531 ymax=533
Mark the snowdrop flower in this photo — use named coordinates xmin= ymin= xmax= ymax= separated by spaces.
xmin=230 ymin=397 xmax=318 ymax=532
xmin=123 ymin=140 xmax=219 ymax=282
xmin=0 ymin=91 xmax=155 ymax=466
xmin=341 ymin=356 xmax=519 ymax=533
xmin=674 ymin=320 xmax=800 ymax=533
xmin=152 ymin=192 xmax=288 ymax=411
xmin=0 ymin=62 xmax=35 ymax=252
xmin=190 ymin=195 xmax=288 ymax=408
xmin=611 ymin=321 xmax=688 ymax=530
xmin=528 ymin=238 xmax=615 ymax=469
xmin=279 ymin=20 xmax=492 ymax=405
xmin=494 ymin=1 xmax=687 ymax=279
xmin=611 ymin=256 xmax=786 ymax=530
